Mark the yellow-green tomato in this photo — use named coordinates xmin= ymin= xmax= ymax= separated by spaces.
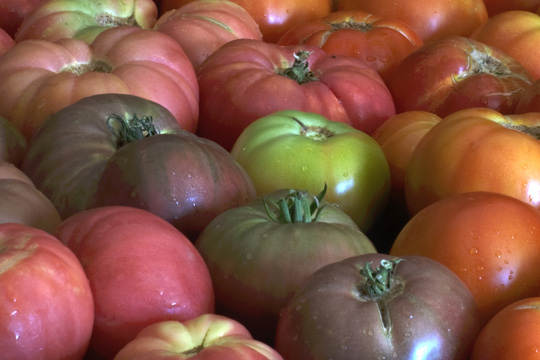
xmin=230 ymin=110 xmax=391 ymax=232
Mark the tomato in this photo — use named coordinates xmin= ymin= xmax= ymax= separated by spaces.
xmin=0 ymin=161 xmax=61 ymax=234
xmin=195 ymin=187 xmax=376 ymax=342
xmin=160 ymin=0 xmax=333 ymax=43
xmin=0 ymin=26 xmax=199 ymax=141
xmin=471 ymin=10 xmax=540 ymax=81
xmin=470 ymin=297 xmax=540 ymax=360
xmin=390 ymin=191 xmax=540 ymax=325
xmin=277 ymin=10 xmax=423 ymax=83
xmin=482 ymin=0 xmax=540 ymax=16
xmin=230 ymin=110 xmax=391 ymax=232
xmin=56 ymin=206 xmax=215 ymax=359
xmin=114 ymin=314 xmax=284 ymax=360
xmin=404 ymin=108 xmax=540 ymax=215
xmin=516 ymin=78 xmax=540 ymax=113
xmin=0 ymin=116 xmax=26 ymax=167
xmin=197 ymin=38 xmax=396 ymax=151
xmin=275 ymin=254 xmax=481 ymax=360
xmin=387 ymin=36 xmax=533 ymax=118
xmin=0 ymin=0 xmax=44 ymax=38
xmin=154 ymin=0 xmax=263 ymax=69
xmin=333 ymin=0 xmax=488 ymax=43
xmin=0 ymin=28 xmax=14 ymax=56
xmin=0 ymin=223 xmax=94 ymax=359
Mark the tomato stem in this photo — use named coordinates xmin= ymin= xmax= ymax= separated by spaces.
xmin=358 ymin=258 xmax=404 ymax=298
xmin=263 ymin=184 xmax=328 ymax=223
xmin=278 ymin=51 xmax=319 ymax=84
xmin=107 ymin=113 xmax=160 ymax=147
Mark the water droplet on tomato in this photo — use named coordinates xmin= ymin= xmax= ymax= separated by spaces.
xmin=495 ymin=250 xmax=502 ymax=258
xmin=477 ymin=265 xmax=485 ymax=271
xmin=469 ymin=247 xmax=479 ymax=255
xmin=301 ymin=165 xmax=308 ymax=172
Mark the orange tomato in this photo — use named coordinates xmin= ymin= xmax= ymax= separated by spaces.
xmin=390 ymin=191 xmax=540 ymax=325
xmin=333 ymin=0 xmax=488 ymax=43
xmin=471 ymin=10 xmax=540 ymax=81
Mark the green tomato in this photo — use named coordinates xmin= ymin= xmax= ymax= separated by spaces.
xmin=230 ymin=110 xmax=391 ymax=232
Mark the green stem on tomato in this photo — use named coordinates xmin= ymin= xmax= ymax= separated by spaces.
xmin=107 ymin=113 xmax=160 ymax=148
xmin=358 ymin=258 xmax=404 ymax=298
xmin=278 ymin=51 xmax=319 ymax=85
xmin=263 ymin=184 xmax=328 ymax=224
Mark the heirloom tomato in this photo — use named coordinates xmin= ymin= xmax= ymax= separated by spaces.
xmin=470 ymin=297 xmax=540 ymax=360
xmin=154 ymin=0 xmax=263 ymax=69
xmin=0 ymin=223 xmax=94 ymax=360
xmin=391 ymin=191 xmax=540 ymax=325
xmin=195 ymin=187 xmax=376 ymax=342
xmin=197 ymin=38 xmax=395 ymax=151
xmin=230 ymin=110 xmax=390 ymax=232
xmin=471 ymin=10 xmax=540 ymax=81
xmin=277 ymin=10 xmax=423 ymax=83
xmin=56 ymin=206 xmax=215 ymax=359
xmin=333 ymin=0 xmax=488 ymax=43
xmin=15 ymin=0 xmax=158 ymax=43
xmin=275 ymin=254 xmax=481 ymax=360
xmin=160 ymin=0 xmax=332 ymax=43
xmin=404 ymin=108 xmax=540 ymax=215
xmin=0 ymin=26 xmax=199 ymax=141
xmin=114 ymin=314 xmax=284 ymax=360
xmin=387 ymin=36 xmax=533 ymax=118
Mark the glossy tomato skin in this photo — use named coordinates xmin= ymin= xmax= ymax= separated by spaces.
xmin=95 ymin=131 xmax=257 ymax=241
xmin=387 ymin=36 xmax=533 ymax=118
xmin=21 ymin=93 xmax=182 ymax=220
xmin=333 ymin=0 xmax=488 ymax=43
xmin=114 ymin=314 xmax=284 ymax=360
xmin=15 ymin=0 xmax=158 ymax=43
xmin=195 ymin=188 xmax=376 ymax=342
xmin=277 ymin=10 xmax=423 ymax=83
xmin=56 ymin=206 xmax=215 ymax=359
xmin=197 ymin=38 xmax=395 ymax=151
xmin=404 ymin=108 xmax=540 ymax=215
xmin=160 ymin=0 xmax=333 ymax=43
xmin=275 ymin=253 xmax=481 ymax=360
xmin=470 ymin=297 xmax=540 ymax=360
xmin=0 ymin=223 xmax=94 ymax=360
xmin=0 ymin=26 xmax=199 ymax=141
xmin=390 ymin=191 xmax=540 ymax=325
xmin=154 ymin=0 xmax=263 ymax=69
xmin=230 ymin=110 xmax=391 ymax=232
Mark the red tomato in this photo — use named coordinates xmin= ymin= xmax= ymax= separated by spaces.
xmin=0 ymin=223 xmax=94 ymax=359
xmin=333 ymin=0 xmax=488 ymax=43
xmin=0 ymin=26 xmax=199 ymax=141
xmin=482 ymin=0 xmax=540 ymax=17
xmin=404 ymin=108 xmax=540 ymax=215
xmin=197 ymin=38 xmax=396 ymax=151
xmin=470 ymin=297 xmax=540 ymax=360
xmin=56 ymin=206 xmax=215 ymax=359
xmin=471 ymin=10 xmax=540 ymax=81
xmin=277 ymin=10 xmax=423 ymax=83
xmin=387 ymin=36 xmax=533 ymax=118
xmin=160 ymin=0 xmax=333 ymax=43
xmin=15 ymin=0 xmax=158 ymax=43
xmin=154 ymin=0 xmax=263 ymax=69
xmin=115 ymin=314 xmax=284 ymax=360
xmin=390 ymin=191 xmax=540 ymax=325
xmin=0 ymin=0 xmax=45 ymax=38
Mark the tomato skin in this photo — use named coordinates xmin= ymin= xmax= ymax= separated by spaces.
xmin=154 ymin=0 xmax=263 ymax=69
xmin=0 ymin=26 xmax=199 ymax=141
xmin=56 ymin=206 xmax=215 ymax=359
xmin=197 ymin=38 xmax=395 ymax=151
xmin=471 ymin=297 xmax=540 ymax=360
xmin=0 ymin=116 xmax=26 ymax=167
xmin=482 ymin=0 xmax=540 ymax=16
xmin=0 ymin=0 xmax=45 ymax=38
xmin=390 ymin=191 xmax=540 ymax=325
xmin=230 ymin=110 xmax=391 ymax=232
xmin=160 ymin=0 xmax=333 ymax=43
xmin=0 ymin=223 xmax=94 ymax=360
xmin=404 ymin=108 xmax=540 ymax=215
xmin=471 ymin=10 xmax=540 ymax=81
xmin=0 ymin=28 xmax=14 ymax=55
xmin=333 ymin=0 xmax=488 ymax=43
xmin=277 ymin=10 xmax=423 ymax=83
xmin=15 ymin=0 xmax=158 ymax=43
xmin=387 ymin=36 xmax=533 ymax=118
xmin=195 ymin=188 xmax=376 ymax=342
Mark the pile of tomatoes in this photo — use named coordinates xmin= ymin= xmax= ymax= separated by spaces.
xmin=2 ymin=0 xmax=540 ymax=359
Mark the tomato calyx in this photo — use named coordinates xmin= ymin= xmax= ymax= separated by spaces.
xmin=95 ymin=13 xmax=138 ymax=27
xmin=501 ymin=123 xmax=540 ymax=140
xmin=61 ymin=60 xmax=112 ymax=75
xmin=330 ymin=19 xmax=373 ymax=33
xmin=292 ymin=117 xmax=335 ymax=140
xmin=263 ymin=184 xmax=328 ymax=223
xmin=106 ymin=113 xmax=161 ymax=148
xmin=277 ymin=51 xmax=319 ymax=85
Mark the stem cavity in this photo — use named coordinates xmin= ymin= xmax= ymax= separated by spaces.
xmin=263 ymin=184 xmax=328 ymax=224
xmin=278 ymin=51 xmax=319 ymax=84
